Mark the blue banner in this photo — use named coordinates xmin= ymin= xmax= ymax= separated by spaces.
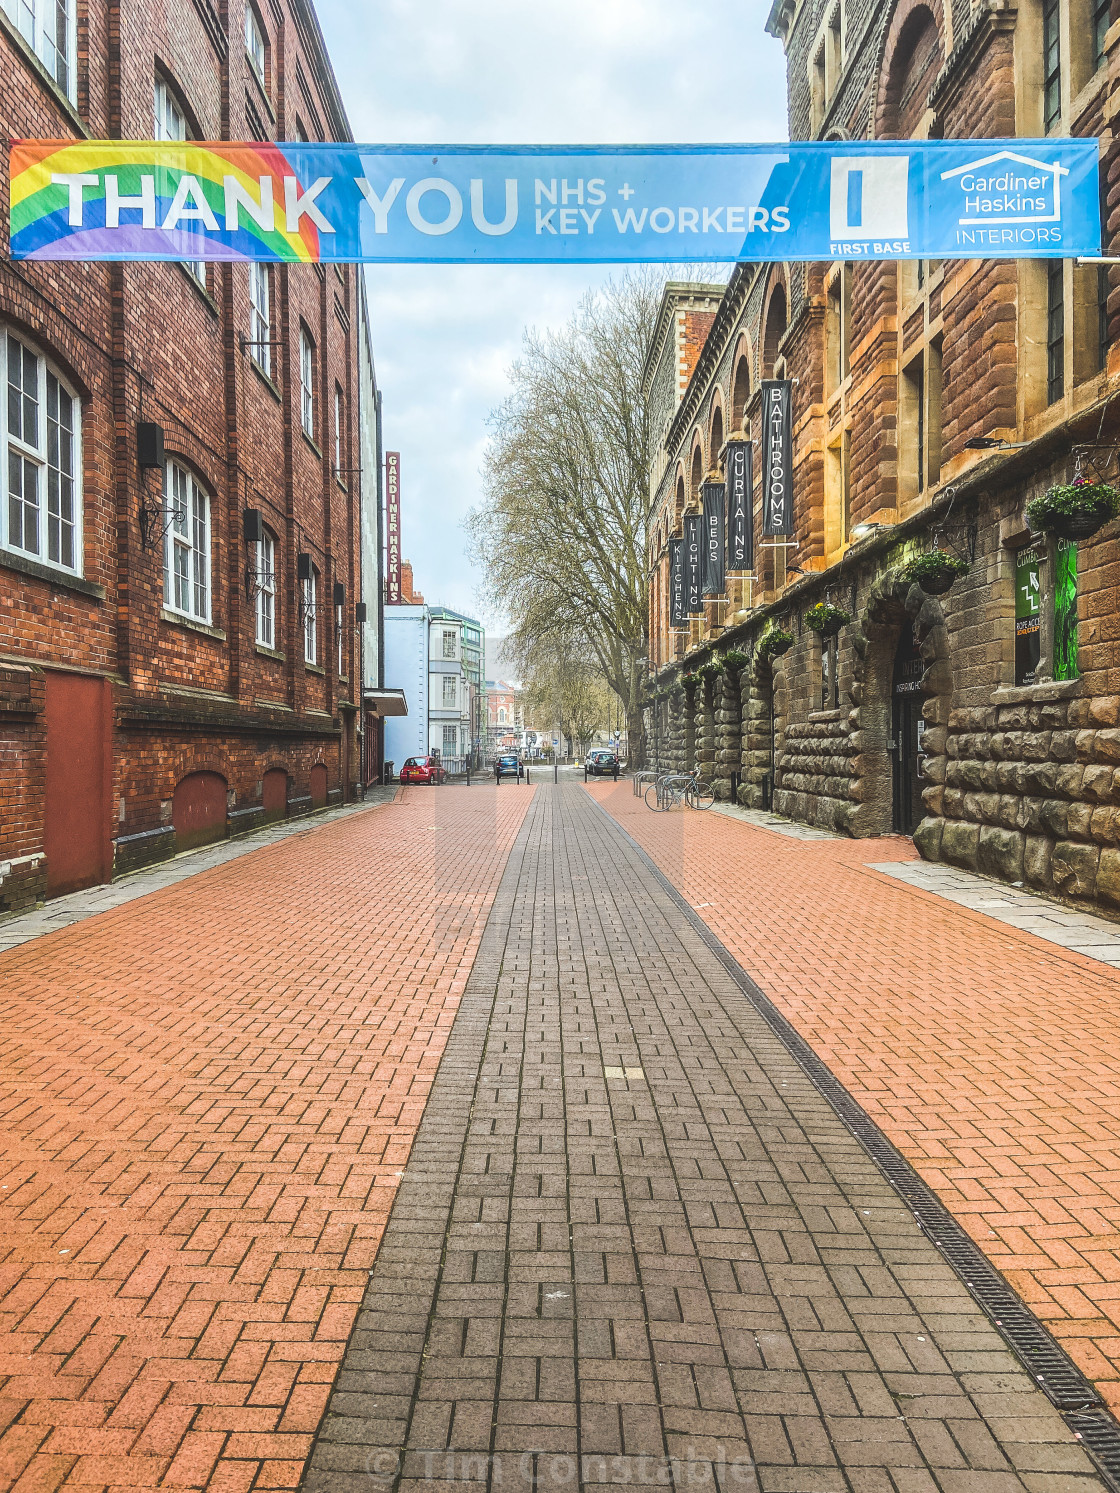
xmin=11 ymin=138 xmax=1101 ymax=263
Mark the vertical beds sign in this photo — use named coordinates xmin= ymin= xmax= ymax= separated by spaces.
xmin=702 ymin=480 xmax=725 ymax=594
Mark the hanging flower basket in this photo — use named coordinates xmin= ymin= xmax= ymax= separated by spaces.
xmin=900 ymin=549 xmax=970 ymax=596
xmin=1026 ymin=479 xmax=1120 ymax=541
xmin=681 ymin=671 xmax=699 ymax=690
xmin=697 ymin=660 xmax=723 ymax=681
xmin=721 ymin=649 xmax=749 ymax=673
xmin=804 ymin=602 xmax=851 ymax=637
xmin=757 ymin=628 xmax=794 ymax=663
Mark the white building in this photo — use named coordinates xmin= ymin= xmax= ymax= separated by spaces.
xmin=383 ymin=605 xmax=474 ymax=771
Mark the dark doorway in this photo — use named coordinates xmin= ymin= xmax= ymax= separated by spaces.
xmin=262 ymin=768 xmax=288 ymax=822
xmin=891 ymin=623 xmax=925 ymax=835
xmin=44 ymin=671 xmax=111 ymax=895
xmin=173 ymin=771 xmax=228 ymax=851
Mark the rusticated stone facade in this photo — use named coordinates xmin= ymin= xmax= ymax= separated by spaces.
xmin=643 ymin=0 xmax=1120 ymax=919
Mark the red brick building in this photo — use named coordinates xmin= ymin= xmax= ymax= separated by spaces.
xmin=646 ymin=0 xmax=1120 ymax=916
xmin=0 ymin=0 xmax=372 ymax=910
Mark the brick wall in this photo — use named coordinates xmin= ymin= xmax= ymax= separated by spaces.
xmin=0 ymin=0 xmax=367 ymax=904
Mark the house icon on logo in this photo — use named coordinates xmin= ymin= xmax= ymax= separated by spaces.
xmin=940 ymin=149 xmax=1068 ymax=226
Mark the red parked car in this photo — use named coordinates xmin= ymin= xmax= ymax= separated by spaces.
xmin=400 ymin=755 xmax=447 ymax=786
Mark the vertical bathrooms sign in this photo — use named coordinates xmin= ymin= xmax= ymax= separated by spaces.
xmin=684 ymin=514 xmax=703 ymax=614
xmin=702 ymin=480 xmax=725 ymax=594
xmin=385 ymin=451 xmax=401 ymax=602
xmin=761 ymin=381 xmax=793 ymax=537
xmin=725 ymin=440 xmax=752 ymax=570
xmin=669 ymin=537 xmax=684 ymax=627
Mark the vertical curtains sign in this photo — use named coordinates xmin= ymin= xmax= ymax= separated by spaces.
xmin=702 ymin=481 xmax=725 ymax=595
xmin=761 ymin=381 xmax=793 ymax=537
xmin=725 ymin=441 xmax=753 ymax=571
xmin=669 ymin=538 xmax=684 ymax=627
xmin=684 ymin=515 xmax=702 ymax=614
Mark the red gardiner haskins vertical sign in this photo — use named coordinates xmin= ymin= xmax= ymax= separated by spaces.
xmin=386 ymin=451 xmax=401 ymax=603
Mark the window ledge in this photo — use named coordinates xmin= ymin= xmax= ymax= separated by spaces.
xmin=250 ymin=358 xmax=282 ymax=402
xmin=993 ymin=679 xmax=1083 ymax=705
xmin=305 ymin=662 xmax=325 ymax=675
xmin=0 ymin=8 xmax=86 ymax=134
xmin=0 ymin=547 xmax=105 ymax=599
xmin=161 ymin=607 xmax=226 ymax=641
xmin=256 ymin=643 xmax=285 ymax=661
xmin=254 ymin=696 xmax=293 ymax=711
xmin=302 ymin=431 xmax=323 ymax=459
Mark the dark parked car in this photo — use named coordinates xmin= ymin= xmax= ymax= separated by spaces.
xmin=494 ymin=754 xmax=522 ymax=781
xmin=585 ymin=750 xmax=620 ymax=778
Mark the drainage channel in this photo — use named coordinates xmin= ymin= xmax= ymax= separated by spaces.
xmin=596 ymin=797 xmax=1120 ymax=1493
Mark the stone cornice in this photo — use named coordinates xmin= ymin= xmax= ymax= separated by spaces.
xmin=663 ymin=263 xmax=759 ymax=461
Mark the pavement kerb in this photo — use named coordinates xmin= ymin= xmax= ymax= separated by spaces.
xmin=581 ymin=784 xmax=1120 ymax=1492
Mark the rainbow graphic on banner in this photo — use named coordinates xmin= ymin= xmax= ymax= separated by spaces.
xmin=10 ymin=141 xmax=321 ymax=262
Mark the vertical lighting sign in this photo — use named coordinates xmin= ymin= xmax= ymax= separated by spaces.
xmin=684 ymin=513 xmax=703 ymax=614
xmin=386 ymin=451 xmax=401 ymax=603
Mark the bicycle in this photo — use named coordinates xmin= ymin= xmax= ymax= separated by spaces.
xmin=644 ymin=771 xmax=715 ymax=811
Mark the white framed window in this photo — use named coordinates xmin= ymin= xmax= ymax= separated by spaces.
xmin=302 ymin=565 xmax=318 ymax=664
xmin=163 ymin=460 xmax=210 ymax=622
xmin=249 ymin=262 xmax=270 ymax=376
xmin=300 ymin=327 xmax=315 ymax=439
xmin=334 ymin=384 xmax=343 ymax=477
xmin=498 ymin=706 xmax=507 ymax=724
xmin=154 ymin=76 xmax=206 ymax=288
xmin=442 ymin=724 xmax=457 ymax=756
xmin=336 ymin=601 xmax=344 ymax=675
xmin=442 ymin=674 xmax=457 ymax=707
xmin=3 ymin=0 xmax=74 ymax=99
xmin=441 ymin=628 xmax=456 ymax=659
xmin=245 ymin=3 xmax=266 ymax=87
xmin=256 ymin=529 xmax=276 ymax=647
xmin=2 ymin=332 xmax=81 ymax=575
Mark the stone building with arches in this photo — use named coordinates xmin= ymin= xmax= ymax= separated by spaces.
xmin=0 ymin=0 xmax=377 ymax=910
xmin=645 ymin=0 xmax=1120 ymax=915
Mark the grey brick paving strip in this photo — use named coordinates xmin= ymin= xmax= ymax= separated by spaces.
xmin=303 ymin=784 xmax=1109 ymax=1493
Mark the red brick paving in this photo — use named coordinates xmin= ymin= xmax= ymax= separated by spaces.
xmin=0 ymin=786 xmax=533 ymax=1493
xmin=592 ymin=781 xmax=1120 ymax=1414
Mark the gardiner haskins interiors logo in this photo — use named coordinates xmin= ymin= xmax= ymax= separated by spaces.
xmin=829 ymin=155 xmax=910 ymax=255
xmin=940 ymin=149 xmax=1069 ymax=249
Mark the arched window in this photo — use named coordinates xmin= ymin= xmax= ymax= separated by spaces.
xmin=245 ymin=3 xmax=268 ymax=89
xmin=302 ymin=563 xmax=319 ymax=664
xmin=709 ymin=405 xmax=724 ymax=467
xmin=8 ymin=0 xmax=74 ymax=99
xmin=256 ymin=528 xmax=277 ymax=647
xmin=1 ymin=331 xmax=82 ymax=577
xmin=731 ymin=354 xmax=751 ymax=430
xmin=880 ymin=7 xmax=941 ymax=139
xmin=154 ymin=74 xmax=205 ymax=288
xmin=690 ymin=445 xmax=703 ymax=503
xmin=164 ymin=460 xmax=211 ymax=623
xmin=300 ymin=326 xmax=315 ymax=439
xmin=763 ymin=284 xmax=788 ymax=377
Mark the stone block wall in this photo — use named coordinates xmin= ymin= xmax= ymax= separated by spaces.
xmin=775 ymin=710 xmax=859 ymax=831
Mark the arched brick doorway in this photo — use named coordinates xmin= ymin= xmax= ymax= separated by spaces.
xmin=310 ymin=763 xmax=328 ymax=809
xmin=172 ymin=771 xmax=228 ymax=851
xmin=262 ymin=768 xmax=288 ymax=823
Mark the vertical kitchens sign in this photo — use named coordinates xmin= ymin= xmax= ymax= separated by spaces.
xmin=702 ymin=480 xmax=725 ymax=595
xmin=725 ymin=440 xmax=752 ymax=570
xmin=684 ymin=514 xmax=703 ymax=615
xmin=385 ymin=451 xmax=402 ymax=602
xmin=669 ymin=537 xmax=684 ymax=627
xmin=761 ymin=381 xmax=793 ymax=537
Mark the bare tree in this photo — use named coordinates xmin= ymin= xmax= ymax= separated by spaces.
xmin=518 ymin=641 xmax=613 ymax=758
xmin=467 ymin=271 xmax=664 ymax=763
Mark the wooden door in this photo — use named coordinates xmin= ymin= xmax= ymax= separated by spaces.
xmin=44 ymin=672 xmax=111 ymax=896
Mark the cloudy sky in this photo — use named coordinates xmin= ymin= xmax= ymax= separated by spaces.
xmin=315 ymin=0 xmax=789 ymax=629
